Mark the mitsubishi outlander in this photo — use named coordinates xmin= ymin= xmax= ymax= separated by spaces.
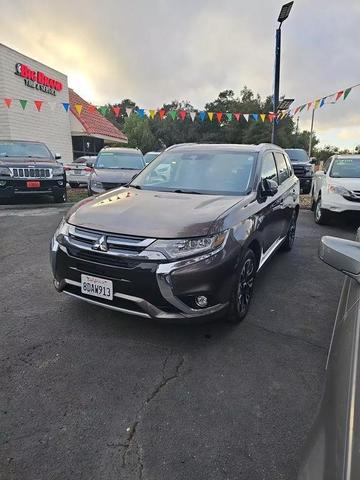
xmin=50 ymin=143 xmax=299 ymax=323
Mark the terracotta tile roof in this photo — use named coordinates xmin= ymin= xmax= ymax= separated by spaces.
xmin=69 ymin=89 xmax=127 ymax=142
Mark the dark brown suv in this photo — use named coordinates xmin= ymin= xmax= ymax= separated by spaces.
xmin=50 ymin=143 xmax=299 ymax=322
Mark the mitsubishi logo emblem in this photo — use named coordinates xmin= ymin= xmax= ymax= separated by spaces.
xmin=92 ymin=235 xmax=108 ymax=252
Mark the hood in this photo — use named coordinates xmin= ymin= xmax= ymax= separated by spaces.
xmin=66 ymin=187 xmax=244 ymax=238
xmin=93 ymin=168 xmax=140 ymax=184
xmin=0 ymin=156 xmax=57 ymax=168
xmin=330 ymin=177 xmax=360 ymax=191
xmin=290 ymin=160 xmax=311 ymax=167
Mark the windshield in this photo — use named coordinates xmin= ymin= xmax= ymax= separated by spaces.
xmin=131 ymin=149 xmax=257 ymax=195
xmin=95 ymin=151 xmax=144 ymax=170
xmin=144 ymin=152 xmax=160 ymax=164
xmin=330 ymin=158 xmax=360 ymax=178
xmin=285 ymin=149 xmax=309 ymax=162
xmin=0 ymin=142 xmax=52 ymax=158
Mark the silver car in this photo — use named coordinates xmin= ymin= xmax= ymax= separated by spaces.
xmin=64 ymin=156 xmax=96 ymax=188
xmin=298 ymin=228 xmax=360 ymax=479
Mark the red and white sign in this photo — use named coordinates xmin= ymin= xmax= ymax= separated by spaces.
xmin=15 ymin=63 xmax=63 ymax=96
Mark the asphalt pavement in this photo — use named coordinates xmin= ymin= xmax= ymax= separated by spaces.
xmin=0 ymin=207 xmax=358 ymax=480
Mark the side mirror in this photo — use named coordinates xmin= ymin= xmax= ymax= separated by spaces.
xmin=319 ymin=235 xmax=360 ymax=282
xmin=86 ymin=160 xmax=94 ymax=168
xmin=310 ymin=157 xmax=317 ymax=164
xmin=55 ymin=153 xmax=61 ymax=160
xmin=262 ymin=178 xmax=278 ymax=197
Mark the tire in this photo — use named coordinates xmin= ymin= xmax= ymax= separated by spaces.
xmin=281 ymin=213 xmax=297 ymax=251
xmin=227 ymin=249 xmax=257 ymax=324
xmin=314 ymin=197 xmax=330 ymax=225
xmin=54 ymin=191 xmax=67 ymax=203
xmin=69 ymin=182 xmax=80 ymax=188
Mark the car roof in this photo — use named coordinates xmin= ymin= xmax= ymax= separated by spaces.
xmin=100 ymin=147 xmax=142 ymax=155
xmin=0 ymin=139 xmax=47 ymax=145
xmin=334 ymin=154 xmax=360 ymax=159
xmin=165 ymin=143 xmax=283 ymax=153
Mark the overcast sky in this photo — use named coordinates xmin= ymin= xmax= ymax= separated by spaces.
xmin=1 ymin=0 xmax=360 ymax=148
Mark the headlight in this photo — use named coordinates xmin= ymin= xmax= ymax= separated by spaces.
xmin=52 ymin=166 xmax=64 ymax=176
xmin=91 ymin=179 xmax=103 ymax=189
xmin=146 ymin=231 xmax=229 ymax=259
xmin=53 ymin=218 xmax=70 ymax=243
xmin=305 ymin=166 xmax=313 ymax=176
xmin=0 ymin=167 xmax=10 ymax=176
xmin=328 ymin=184 xmax=351 ymax=196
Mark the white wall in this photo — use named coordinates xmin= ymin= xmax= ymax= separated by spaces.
xmin=0 ymin=43 xmax=73 ymax=163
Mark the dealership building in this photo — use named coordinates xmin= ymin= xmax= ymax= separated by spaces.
xmin=0 ymin=43 xmax=127 ymax=163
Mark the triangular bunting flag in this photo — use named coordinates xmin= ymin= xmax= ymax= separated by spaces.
xmin=88 ymin=104 xmax=97 ymax=113
xmin=136 ymin=109 xmax=145 ymax=118
xmin=99 ymin=106 xmax=108 ymax=116
xmin=268 ymin=113 xmax=276 ymax=122
xmin=335 ymin=90 xmax=344 ymax=101
xmin=320 ymin=98 xmax=326 ymax=108
xmin=216 ymin=112 xmax=223 ymax=123
xmin=314 ymin=99 xmax=321 ymax=109
xmin=307 ymin=102 xmax=312 ymax=110
xmin=179 ymin=110 xmax=187 ymax=121
xmin=126 ymin=107 xmax=133 ymax=117
xmin=199 ymin=111 xmax=206 ymax=122
xmin=294 ymin=106 xmax=300 ymax=115
xmin=207 ymin=112 xmax=214 ymax=121
xmin=251 ymin=113 xmax=259 ymax=121
xmin=344 ymin=88 xmax=352 ymax=100
xmin=226 ymin=113 xmax=232 ymax=121
xmin=169 ymin=110 xmax=177 ymax=120
xmin=4 ymin=98 xmax=12 ymax=108
xmin=325 ymin=94 xmax=337 ymax=104
xmin=243 ymin=114 xmax=249 ymax=122
xmin=190 ymin=112 xmax=196 ymax=122
xmin=19 ymin=99 xmax=27 ymax=110
xmin=299 ymin=104 xmax=306 ymax=112
xmin=34 ymin=100 xmax=43 ymax=112
xmin=62 ymin=102 xmax=70 ymax=112
xmin=113 ymin=106 xmax=121 ymax=117
xmin=159 ymin=109 xmax=166 ymax=120
xmin=234 ymin=113 xmax=241 ymax=121
xmin=260 ymin=114 xmax=266 ymax=122
xmin=149 ymin=109 xmax=156 ymax=119
xmin=75 ymin=103 xmax=83 ymax=116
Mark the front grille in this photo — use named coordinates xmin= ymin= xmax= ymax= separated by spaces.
xmin=66 ymin=225 xmax=156 ymax=262
xmin=293 ymin=166 xmax=306 ymax=177
xmin=10 ymin=167 xmax=52 ymax=179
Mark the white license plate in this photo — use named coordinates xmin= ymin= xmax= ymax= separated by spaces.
xmin=73 ymin=170 xmax=83 ymax=175
xmin=81 ymin=274 xmax=113 ymax=300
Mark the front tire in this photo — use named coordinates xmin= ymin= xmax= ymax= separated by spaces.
xmin=314 ymin=197 xmax=330 ymax=225
xmin=227 ymin=249 xmax=257 ymax=324
xmin=54 ymin=191 xmax=67 ymax=203
xmin=281 ymin=213 xmax=297 ymax=251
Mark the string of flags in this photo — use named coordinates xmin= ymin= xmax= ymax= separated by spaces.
xmin=1 ymin=82 xmax=358 ymax=122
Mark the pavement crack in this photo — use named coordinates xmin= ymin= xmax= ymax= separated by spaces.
xmin=145 ymin=354 xmax=184 ymax=406
xmin=249 ymin=322 xmax=327 ymax=351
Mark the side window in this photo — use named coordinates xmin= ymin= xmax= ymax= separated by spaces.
xmin=283 ymin=153 xmax=293 ymax=176
xmin=261 ymin=152 xmax=278 ymax=185
xmin=274 ymin=152 xmax=290 ymax=184
xmin=323 ymin=157 xmax=332 ymax=173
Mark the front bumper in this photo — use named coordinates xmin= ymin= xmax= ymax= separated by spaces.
xmin=0 ymin=178 xmax=66 ymax=198
xmin=50 ymin=237 xmax=233 ymax=321
xmin=321 ymin=192 xmax=360 ymax=213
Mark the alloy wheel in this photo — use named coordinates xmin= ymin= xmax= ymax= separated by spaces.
xmin=237 ymin=258 xmax=255 ymax=315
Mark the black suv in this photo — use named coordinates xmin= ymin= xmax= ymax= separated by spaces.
xmin=0 ymin=140 xmax=66 ymax=203
xmin=51 ymin=143 xmax=299 ymax=323
xmin=285 ymin=148 xmax=315 ymax=194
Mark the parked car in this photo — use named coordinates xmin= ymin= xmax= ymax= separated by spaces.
xmin=311 ymin=155 xmax=360 ymax=224
xmin=144 ymin=151 xmax=161 ymax=165
xmin=0 ymin=140 xmax=66 ymax=203
xmin=50 ymin=143 xmax=299 ymax=322
xmin=298 ymin=229 xmax=360 ymax=480
xmin=88 ymin=147 xmax=145 ymax=195
xmin=64 ymin=155 xmax=96 ymax=188
xmin=285 ymin=148 xmax=315 ymax=194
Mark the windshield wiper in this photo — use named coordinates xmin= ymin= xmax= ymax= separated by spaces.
xmin=130 ymin=184 xmax=142 ymax=190
xmin=172 ymin=189 xmax=203 ymax=194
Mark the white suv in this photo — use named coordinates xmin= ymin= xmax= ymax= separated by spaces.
xmin=311 ymin=155 xmax=360 ymax=224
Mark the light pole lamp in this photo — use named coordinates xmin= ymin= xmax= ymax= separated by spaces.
xmin=271 ymin=1 xmax=294 ymax=145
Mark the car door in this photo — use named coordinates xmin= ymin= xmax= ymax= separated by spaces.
xmin=257 ymin=151 xmax=283 ymax=253
xmin=273 ymin=151 xmax=296 ymax=237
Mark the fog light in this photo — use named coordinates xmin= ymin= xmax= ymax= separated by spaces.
xmin=57 ymin=181 xmax=64 ymax=186
xmin=0 ymin=180 xmax=6 ymax=187
xmin=195 ymin=296 xmax=208 ymax=308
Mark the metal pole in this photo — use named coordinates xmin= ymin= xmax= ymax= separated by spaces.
xmin=271 ymin=26 xmax=282 ymax=144
xmin=308 ymin=108 xmax=315 ymax=157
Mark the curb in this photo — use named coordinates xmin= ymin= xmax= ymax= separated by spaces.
xmin=0 ymin=202 xmax=74 ymax=211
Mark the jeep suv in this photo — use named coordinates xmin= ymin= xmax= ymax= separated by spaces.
xmin=0 ymin=140 xmax=66 ymax=202
xmin=50 ymin=143 xmax=299 ymax=323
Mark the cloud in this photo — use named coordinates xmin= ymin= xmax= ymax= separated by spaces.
xmin=1 ymin=0 xmax=360 ymax=147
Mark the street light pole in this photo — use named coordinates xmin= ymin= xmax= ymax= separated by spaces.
xmin=308 ymin=108 xmax=315 ymax=157
xmin=271 ymin=2 xmax=294 ymax=145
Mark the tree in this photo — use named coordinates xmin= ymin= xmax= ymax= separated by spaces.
xmin=122 ymin=115 xmax=157 ymax=153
